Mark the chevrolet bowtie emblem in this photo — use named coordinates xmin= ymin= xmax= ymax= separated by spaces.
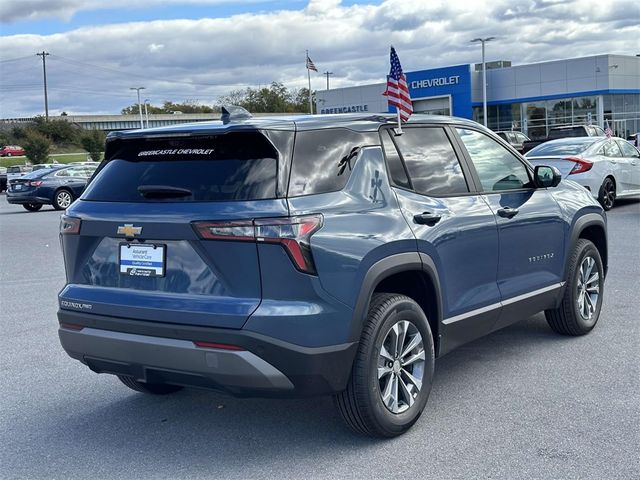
xmin=117 ymin=224 xmax=142 ymax=237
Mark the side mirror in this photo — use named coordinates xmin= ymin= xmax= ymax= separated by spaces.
xmin=534 ymin=165 xmax=561 ymax=188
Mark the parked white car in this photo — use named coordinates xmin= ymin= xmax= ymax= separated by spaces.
xmin=526 ymin=137 xmax=640 ymax=210
xmin=5 ymin=165 xmax=32 ymax=184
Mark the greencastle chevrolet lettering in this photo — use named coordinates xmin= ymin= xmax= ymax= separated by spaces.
xmin=321 ymin=105 xmax=369 ymax=114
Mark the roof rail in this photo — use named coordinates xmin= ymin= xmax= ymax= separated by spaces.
xmin=220 ymin=105 xmax=252 ymax=124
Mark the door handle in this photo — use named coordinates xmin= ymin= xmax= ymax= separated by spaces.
xmin=497 ymin=207 xmax=519 ymax=219
xmin=413 ymin=212 xmax=442 ymax=226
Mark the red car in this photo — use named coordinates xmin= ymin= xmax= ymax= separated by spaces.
xmin=0 ymin=145 xmax=26 ymax=157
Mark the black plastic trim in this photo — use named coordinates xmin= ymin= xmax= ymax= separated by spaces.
xmin=57 ymin=309 xmax=358 ymax=397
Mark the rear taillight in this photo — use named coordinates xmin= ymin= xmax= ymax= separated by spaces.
xmin=29 ymin=180 xmax=43 ymax=187
xmin=567 ymin=156 xmax=593 ymax=175
xmin=60 ymin=215 xmax=81 ymax=235
xmin=193 ymin=214 xmax=323 ymax=274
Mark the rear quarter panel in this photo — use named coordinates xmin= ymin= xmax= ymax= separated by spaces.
xmin=283 ymin=146 xmax=417 ymax=342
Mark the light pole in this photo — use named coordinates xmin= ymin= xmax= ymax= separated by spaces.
xmin=471 ymin=37 xmax=495 ymax=127
xmin=129 ymin=87 xmax=145 ymax=129
xmin=144 ymin=99 xmax=150 ymax=129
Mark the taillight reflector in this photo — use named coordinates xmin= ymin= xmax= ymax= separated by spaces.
xmin=60 ymin=323 xmax=84 ymax=331
xmin=566 ymin=156 xmax=593 ymax=175
xmin=193 ymin=341 xmax=244 ymax=351
xmin=29 ymin=180 xmax=43 ymax=187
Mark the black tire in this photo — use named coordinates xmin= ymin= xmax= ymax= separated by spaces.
xmin=23 ymin=203 xmax=43 ymax=212
xmin=117 ymin=375 xmax=184 ymax=395
xmin=545 ymin=239 xmax=604 ymax=336
xmin=335 ymin=293 xmax=435 ymax=437
xmin=598 ymin=177 xmax=616 ymax=211
xmin=53 ymin=189 xmax=73 ymax=210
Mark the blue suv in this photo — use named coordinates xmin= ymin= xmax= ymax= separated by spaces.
xmin=58 ymin=111 xmax=607 ymax=437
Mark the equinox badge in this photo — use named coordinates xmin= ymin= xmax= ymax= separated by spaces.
xmin=117 ymin=224 xmax=142 ymax=237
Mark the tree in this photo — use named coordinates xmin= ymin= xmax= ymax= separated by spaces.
xmin=217 ymin=82 xmax=309 ymax=113
xmin=23 ymin=132 xmax=51 ymax=164
xmin=32 ymin=116 xmax=79 ymax=144
xmin=120 ymin=100 xmax=217 ymax=115
xmin=80 ymin=129 xmax=106 ymax=162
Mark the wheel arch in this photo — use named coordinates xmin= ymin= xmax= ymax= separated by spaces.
xmin=350 ymin=252 xmax=443 ymax=356
xmin=568 ymin=213 xmax=608 ymax=279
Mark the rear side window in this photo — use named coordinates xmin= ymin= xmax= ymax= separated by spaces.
xmin=602 ymin=141 xmax=622 ymax=157
xmin=288 ymin=129 xmax=378 ymax=196
xmin=391 ymin=127 xmax=468 ymax=196
xmin=83 ymin=131 xmax=279 ymax=202
xmin=381 ymin=130 xmax=410 ymax=189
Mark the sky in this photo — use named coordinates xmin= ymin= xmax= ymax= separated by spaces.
xmin=0 ymin=0 xmax=638 ymax=117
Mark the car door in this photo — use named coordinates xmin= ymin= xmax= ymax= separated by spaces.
xmin=380 ymin=126 xmax=501 ymax=353
xmin=452 ymin=127 xmax=566 ymax=330
xmin=601 ymin=140 xmax=630 ymax=194
xmin=616 ymin=139 xmax=640 ymax=191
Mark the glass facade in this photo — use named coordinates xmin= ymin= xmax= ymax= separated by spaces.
xmin=603 ymin=94 xmax=640 ymax=140
xmin=474 ymin=94 xmax=639 ymax=140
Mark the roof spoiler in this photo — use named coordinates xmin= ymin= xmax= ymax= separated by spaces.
xmin=220 ymin=105 xmax=252 ymax=124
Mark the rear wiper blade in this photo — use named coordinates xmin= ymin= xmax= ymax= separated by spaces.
xmin=137 ymin=185 xmax=193 ymax=198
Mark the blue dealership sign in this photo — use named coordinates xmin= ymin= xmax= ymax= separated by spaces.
xmin=388 ymin=64 xmax=472 ymax=119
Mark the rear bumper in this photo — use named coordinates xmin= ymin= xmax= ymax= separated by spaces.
xmin=57 ymin=309 xmax=358 ymax=397
xmin=6 ymin=192 xmax=50 ymax=204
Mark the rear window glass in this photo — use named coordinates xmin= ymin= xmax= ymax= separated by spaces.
xmin=549 ymin=127 xmax=585 ymax=138
xmin=527 ymin=139 xmax=597 ymax=157
xmin=83 ymin=132 xmax=279 ymax=202
xmin=288 ymin=129 xmax=378 ymax=196
xmin=7 ymin=166 xmax=24 ymax=173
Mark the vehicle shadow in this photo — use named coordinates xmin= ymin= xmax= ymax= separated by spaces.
xmin=8 ymin=313 xmax=578 ymax=476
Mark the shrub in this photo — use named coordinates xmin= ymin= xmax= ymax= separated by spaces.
xmin=23 ymin=131 xmax=51 ymax=164
xmin=80 ymin=129 xmax=106 ymax=162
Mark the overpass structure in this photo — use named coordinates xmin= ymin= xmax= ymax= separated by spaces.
xmin=2 ymin=113 xmax=216 ymax=131
xmin=1 ymin=112 xmax=290 ymax=132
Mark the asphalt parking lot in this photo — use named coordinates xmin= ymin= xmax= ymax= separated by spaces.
xmin=1 ymin=197 xmax=638 ymax=480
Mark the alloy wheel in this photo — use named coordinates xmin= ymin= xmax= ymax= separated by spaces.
xmin=378 ymin=320 xmax=425 ymax=414
xmin=57 ymin=191 xmax=72 ymax=209
xmin=603 ymin=180 xmax=615 ymax=209
xmin=576 ymin=256 xmax=600 ymax=322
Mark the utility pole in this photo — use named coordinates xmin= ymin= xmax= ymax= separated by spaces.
xmin=323 ymin=71 xmax=333 ymax=90
xmin=144 ymin=99 xmax=150 ymax=129
xmin=36 ymin=51 xmax=50 ymax=120
xmin=471 ymin=37 xmax=495 ymax=127
xmin=129 ymin=87 xmax=145 ymax=129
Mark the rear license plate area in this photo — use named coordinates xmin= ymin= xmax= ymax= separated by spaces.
xmin=119 ymin=243 xmax=166 ymax=277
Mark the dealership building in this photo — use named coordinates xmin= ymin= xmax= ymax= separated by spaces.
xmin=316 ymin=54 xmax=640 ymax=140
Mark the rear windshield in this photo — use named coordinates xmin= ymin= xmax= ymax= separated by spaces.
xmin=83 ymin=131 xmax=279 ymax=202
xmin=549 ymin=127 xmax=584 ymax=139
xmin=7 ymin=166 xmax=24 ymax=173
xmin=527 ymin=139 xmax=598 ymax=157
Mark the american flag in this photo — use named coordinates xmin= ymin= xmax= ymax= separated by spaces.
xmin=306 ymin=54 xmax=318 ymax=72
xmin=604 ymin=119 xmax=613 ymax=137
xmin=384 ymin=46 xmax=412 ymax=121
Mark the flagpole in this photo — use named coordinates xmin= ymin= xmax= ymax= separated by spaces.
xmin=307 ymin=50 xmax=313 ymax=115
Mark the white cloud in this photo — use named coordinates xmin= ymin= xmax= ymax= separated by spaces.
xmin=0 ymin=0 xmax=273 ymax=23
xmin=0 ymin=0 xmax=638 ymax=116
xmin=148 ymin=43 xmax=166 ymax=52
